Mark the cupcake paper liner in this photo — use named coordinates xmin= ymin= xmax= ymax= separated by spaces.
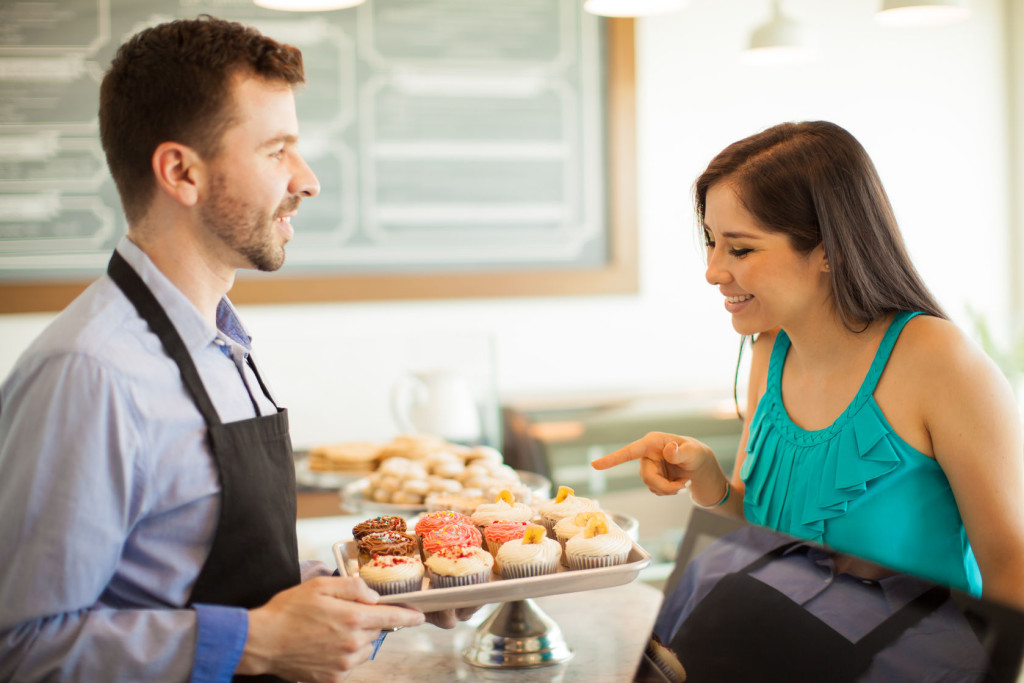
xmin=362 ymin=575 xmax=423 ymax=595
xmin=499 ymin=558 xmax=559 ymax=579
xmin=427 ymin=568 xmax=491 ymax=589
xmin=566 ymin=552 xmax=628 ymax=571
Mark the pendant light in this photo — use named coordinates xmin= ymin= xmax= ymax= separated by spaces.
xmin=253 ymin=0 xmax=366 ymax=11
xmin=876 ymin=0 xmax=970 ymax=26
xmin=583 ymin=0 xmax=688 ymax=17
xmin=741 ymin=0 xmax=813 ymax=66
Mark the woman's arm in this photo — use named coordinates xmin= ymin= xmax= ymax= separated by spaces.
xmin=590 ymin=330 xmax=776 ymax=520
xmin=911 ymin=318 xmax=1024 ymax=610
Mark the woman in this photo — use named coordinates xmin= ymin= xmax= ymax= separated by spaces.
xmin=592 ymin=121 xmax=1024 ymax=608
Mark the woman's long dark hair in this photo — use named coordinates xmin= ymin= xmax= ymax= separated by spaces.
xmin=695 ymin=121 xmax=946 ymax=331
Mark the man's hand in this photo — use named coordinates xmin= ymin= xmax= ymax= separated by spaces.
xmin=237 ymin=576 xmax=425 ymax=683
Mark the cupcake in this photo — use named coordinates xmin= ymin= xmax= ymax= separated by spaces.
xmin=483 ymin=520 xmax=530 ymax=574
xmin=536 ymin=486 xmax=600 ymax=537
xmin=356 ymin=530 xmax=419 ymax=567
xmin=414 ymin=510 xmax=474 ymax=539
xmin=554 ymin=511 xmax=613 ymax=564
xmin=495 ymin=524 xmax=562 ymax=579
xmin=424 ymin=545 xmax=495 ymax=588
xmin=421 ymin=522 xmax=483 ymax=559
xmin=470 ymin=490 xmax=534 ymax=534
xmin=483 ymin=520 xmax=530 ymax=556
xmin=352 ymin=515 xmax=407 ymax=540
xmin=359 ymin=554 xmax=424 ymax=595
xmin=565 ymin=516 xmax=633 ymax=570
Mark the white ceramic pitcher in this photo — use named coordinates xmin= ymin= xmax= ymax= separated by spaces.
xmin=390 ymin=369 xmax=483 ymax=444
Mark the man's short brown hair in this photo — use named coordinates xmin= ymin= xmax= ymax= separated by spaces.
xmin=99 ymin=16 xmax=305 ymax=225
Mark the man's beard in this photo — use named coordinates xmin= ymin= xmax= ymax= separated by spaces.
xmin=201 ymin=175 xmax=297 ymax=272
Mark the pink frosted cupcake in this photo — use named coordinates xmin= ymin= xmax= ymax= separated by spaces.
xmin=495 ymin=524 xmax=562 ymax=579
xmin=414 ymin=510 xmax=474 ymax=539
xmin=565 ymin=516 xmax=633 ymax=570
xmin=425 ymin=546 xmax=495 ymax=588
xmin=358 ymin=554 xmax=424 ymax=595
xmin=421 ymin=522 xmax=483 ymax=559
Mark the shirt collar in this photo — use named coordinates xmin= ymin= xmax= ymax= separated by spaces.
xmin=114 ymin=236 xmax=247 ymax=355
xmin=778 ymin=540 xmax=939 ymax=611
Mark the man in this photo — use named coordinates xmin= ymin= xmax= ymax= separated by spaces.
xmin=0 ymin=17 xmax=428 ymax=682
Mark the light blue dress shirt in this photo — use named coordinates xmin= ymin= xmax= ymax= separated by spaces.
xmin=0 ymin=237 xmax=326 ymax=682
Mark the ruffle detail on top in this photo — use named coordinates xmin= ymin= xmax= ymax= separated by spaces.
xmin=743 ymin=389 xmax=903 ymax=544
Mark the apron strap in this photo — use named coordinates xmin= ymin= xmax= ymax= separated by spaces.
xmin=246 ymin=354 xmax=280 ymax=411
xmin=107 ymin=251 xmax=222 ymax=427
xmin=854 ymin=585 xmax=950 ymax=657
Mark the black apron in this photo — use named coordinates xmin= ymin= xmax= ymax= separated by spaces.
xmin=108 ymin=252 xmax=300 ymax=682
xmin=669 ymin=541 xmax=950 ymax=683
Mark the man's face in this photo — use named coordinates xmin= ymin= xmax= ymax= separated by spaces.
xmin=199 ymin=74 xmax=319 ymax=272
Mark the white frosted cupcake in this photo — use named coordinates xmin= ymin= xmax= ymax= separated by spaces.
xmin=554 ymin=511 xmax=615 ymax=565
xmin=565 ymin=516 xmax=633 ymax=570
xmin=496 ymin=524 xmax=562 ymax=579
xmin=471 ymin=490 xmax=534 ymax=534
xmin=358 ymin=555 xmax=424 ymax=595
xmin=536 ymin=486 xmax=600 ymax=537
xmin=425 ymin=546 xmax=495 ymax=588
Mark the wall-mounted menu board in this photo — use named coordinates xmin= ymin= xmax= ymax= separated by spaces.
xmin=0 ymin=0 xmax=636 ymax=313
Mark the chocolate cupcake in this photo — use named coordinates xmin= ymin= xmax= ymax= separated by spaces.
xmin=352 ymin=515 xmax=407 ymax=540
xmin=356 ymin=530 xmax=418 ymax=567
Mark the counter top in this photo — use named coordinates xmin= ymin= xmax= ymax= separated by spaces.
xmin=343 ymin=581 xmax=662 ymax=682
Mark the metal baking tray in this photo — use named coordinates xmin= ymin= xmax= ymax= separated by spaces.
xmin=332 ymin=537 xmax=651 ymax=612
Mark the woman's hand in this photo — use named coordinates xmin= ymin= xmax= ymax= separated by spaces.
xmin=422 ymin=606 xmax=483 ymax=629
xmin=591 ymin=432 xmax=724 ymax=503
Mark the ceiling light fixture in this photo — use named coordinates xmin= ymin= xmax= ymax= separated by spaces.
xmin=583 ymin=0 xmax=689 ymax=18
xmin=253 ymin=0 xmax=366 ymax=11
xmin=741 ymin=0 xmax=813 ymax=66
xmin=876 ymin=0 xmax=970 ymax=26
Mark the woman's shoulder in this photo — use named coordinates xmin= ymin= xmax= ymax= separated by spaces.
xmin=892 ymin=313 xmax=1009 ymax=396
xmin=896 ymin=314 xmax=983 ymax=366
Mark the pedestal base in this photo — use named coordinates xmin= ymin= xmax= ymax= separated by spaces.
xmin=462 ymin=599 xmax=575 ymax=668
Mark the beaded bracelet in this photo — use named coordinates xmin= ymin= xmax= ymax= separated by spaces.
xmin=688 ymin=479 xmax=731 ymax=509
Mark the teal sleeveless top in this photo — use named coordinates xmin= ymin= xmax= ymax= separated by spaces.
xmin=742 ymin=311 xmax=981 ymax=595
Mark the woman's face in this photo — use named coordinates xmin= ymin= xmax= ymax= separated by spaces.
xmin=703 ymin=182 xmax=830 ymax=336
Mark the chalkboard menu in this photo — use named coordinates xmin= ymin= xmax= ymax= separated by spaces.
xmin=0 ymin=0 xmax=636 ymax=312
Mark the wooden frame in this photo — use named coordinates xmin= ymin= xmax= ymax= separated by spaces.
xmin=0 ymin=18 xmax=637 ymax=314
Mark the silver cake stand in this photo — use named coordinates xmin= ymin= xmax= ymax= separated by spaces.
xmin=461 ymin=598 xmax=574 ymax=668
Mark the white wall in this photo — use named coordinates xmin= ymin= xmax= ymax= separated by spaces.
xmin=0 ymin=0 xmax=1013 ymax=448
